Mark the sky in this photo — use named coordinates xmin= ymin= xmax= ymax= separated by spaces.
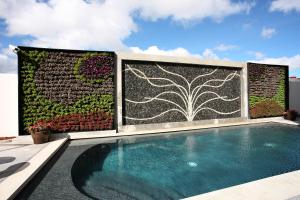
xmin=1 ymin=0 xmax=300 ymax=76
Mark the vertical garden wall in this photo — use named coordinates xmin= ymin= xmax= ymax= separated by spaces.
xmin=248 ymin=62 xmax=288 ymax=118
xmin=17 ymin=47 xmax=290 ymax=134
xmin=122 ymin=60 xmax=242 ymax=125
xmin=18 ymin=47 xmax=115 ymax=134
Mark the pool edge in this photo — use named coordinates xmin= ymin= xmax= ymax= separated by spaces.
xmin=69 ymin=117 xmax=299 ymax=140
xmin=183 ymin=169 xmax=300 ymax=200
xmin=0 ymin=138 xmax=68 ymax=200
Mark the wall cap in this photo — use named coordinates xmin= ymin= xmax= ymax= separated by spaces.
xmin=117 ymin=52 xmax=246 ymax=68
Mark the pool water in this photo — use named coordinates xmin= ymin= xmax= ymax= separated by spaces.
xmin=71 ymin=124 xmax=300 ymax=199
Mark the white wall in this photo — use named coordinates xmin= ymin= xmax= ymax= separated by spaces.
xmin=0 ymin=74 xmax=18 ymax=137
xmin=289 ymin=78 xmax=300 ymax=112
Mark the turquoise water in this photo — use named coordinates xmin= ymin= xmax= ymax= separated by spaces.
xmin=71 ymin=124 xmax=300 ymax=199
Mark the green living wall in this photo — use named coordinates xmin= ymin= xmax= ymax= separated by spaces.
xmin=18 ymin=47 xmax=115 ymax=134
xmin=248 ymin=62 xmax=288 ymax=118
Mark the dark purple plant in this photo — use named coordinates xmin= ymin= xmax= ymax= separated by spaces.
xmin=80 ymin=55 xmax=113 ymax=80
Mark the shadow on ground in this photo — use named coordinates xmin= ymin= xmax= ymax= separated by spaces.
xmin=0 ymin=162 xmax=30 ymax=179
xmin=0 ymin=156 xmax=16 ymax=164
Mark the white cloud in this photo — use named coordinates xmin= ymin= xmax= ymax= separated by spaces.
xmin=202 ymin=48 xmax=219 ymax=59
xmin=135 ymin=0 xmax=255 ymax=23
xmin=130 ymin=46 xmax=201 ymax=58
xmin=0 ymin=0 xmax=254 ymax=73
xmin=248 ymin=51 xmax=266 ymax=59
xmin=270 ymin=0 xmax=300 ymax=13
xmin=0 ymin=0 xmax=137 ymax=50
xmin=132 ymin=46 xmax=300 ymax=73
xmin=214 ymin=43 xmax=237 ymax=51
xmin=251 ymin=54 xmax=300 ymax=71
xmin=0 ymin=45 xmax=17 ymax=73
xmin=0 ymin=0 xmax=254 ymax=51
xmin=130 ymin=46 xmax=221 ymax=60
xmin=261 ymin=27 xmax=276 ymax=39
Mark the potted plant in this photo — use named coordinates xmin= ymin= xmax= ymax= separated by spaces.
xmin=283 ymin=110 xmax=298 ymax=121
xmin=27 ymin=121 xmax=52 ymax=144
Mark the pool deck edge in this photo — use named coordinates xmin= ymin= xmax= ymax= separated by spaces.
xmin=0 ymin=138 xmax=68 ymax=200
xmin=65 ymin=117 xmax=299 ymax=139
xmin=183 ymin=169 xmax=300 ymax=200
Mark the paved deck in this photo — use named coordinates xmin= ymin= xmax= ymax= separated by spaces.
xmin=184 ymin=170 xmax=300 ymax=200
xmin=0 ymin=136 xmax=67 ymax=200
xmin=0 ymin=136 xmax=47 ymax=183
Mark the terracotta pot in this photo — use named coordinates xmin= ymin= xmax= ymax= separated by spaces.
xmin=283 ymin=110 xmax=298 ymax=121
xmin=30 ymin=130 xmax=50 ymax=144
xmin=288 ymin=112 xmax=297 ymax=121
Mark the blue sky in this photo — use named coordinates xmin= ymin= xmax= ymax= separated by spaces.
xmin=1 ymin=0 xmax=300 ymax=76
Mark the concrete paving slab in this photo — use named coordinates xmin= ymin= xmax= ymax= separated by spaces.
xmin=0 ymin=142 xmax=47 ymax=183
xmin=3 ymin=135 xmax=34 ymax=145
xmin=183 ymin=170 xmax=300 ymax=200
xmin=0 ymin=145 xmax=25 ymax=152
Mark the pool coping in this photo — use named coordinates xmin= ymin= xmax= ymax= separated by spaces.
xmin=1 ymin=117 xmax=299 ymax=200
xmin=0 ymin=138 xmax=68 ymax=200
xmin=183 ymin=169 xmax=300 ymax=200
xmin=68 ymin=117 xmax=299 ymax=139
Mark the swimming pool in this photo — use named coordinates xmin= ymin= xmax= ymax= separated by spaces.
xmin=71 ymin=123 xmax=300 ymax=199
xmin=18 ymin=123 xmax=300 ymax=199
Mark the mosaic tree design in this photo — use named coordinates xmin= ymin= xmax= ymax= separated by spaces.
xmin=123 ymin=61 xmax=241 ymax=125
xmin=18 ymin=47 xmax=115 ymax=134
xmin=248 ymin=63 xmax=288 ymax=118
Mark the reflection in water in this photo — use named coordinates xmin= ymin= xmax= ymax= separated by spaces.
xmin=71 ymin=142 xmax=182 ymax=200
xmin=71 ymin=144 xmax=111 ymax=200
xmin=264 ymin=143 xmax=277 ymax=147
xmin=240 ymin=126 xmax=251 ymax=154
xmin=118 ymin=140 xmax=124 ymax=171
xmin=185 ymin=136 xmax=198 ymax=169
xmin=187 ymin=162 xmax=198 ymax=167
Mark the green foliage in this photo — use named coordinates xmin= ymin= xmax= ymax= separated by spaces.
xmin=23 ymin=93 xmax=113 ymax=127
xmin=249 ymin=96 xmax=267 ymax=108
xmin=249 ymin=69 xmax=286 ymax=118
xmin=272 ymin=72 xmax=285 ymax=108
xmin=20 ymin=49 xmax=114 ymax=131
xmin=69 ymin=94 xmax=113 ymax=114
xmin=20 ymin=50 xmax=49 ymax=127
